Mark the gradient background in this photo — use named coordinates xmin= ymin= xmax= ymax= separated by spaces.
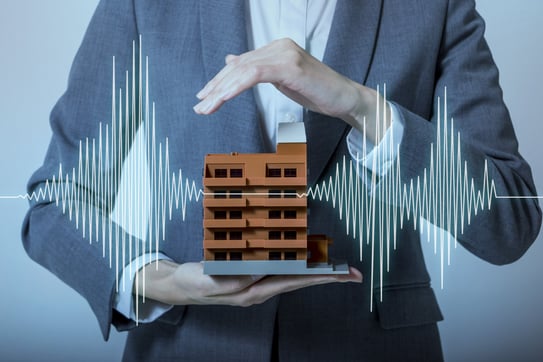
xmin=0 ymin=1 xmax=541 ymax=361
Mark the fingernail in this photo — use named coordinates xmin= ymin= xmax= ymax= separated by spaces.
xmin=193 ymin=101 xmax=204 ymax=113
xmin=196 ymin=84 xmax=211 ymax=99
xmin=195 ymin=99 xmax=214 ymax=114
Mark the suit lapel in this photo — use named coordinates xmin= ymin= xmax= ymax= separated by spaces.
xmin=306 ymin=0 xmax=384 ymax=186
xmin=199 ymin=0 xmax=248 ymax=82
xmin=199 ymin=0 xmax=264 ymax=152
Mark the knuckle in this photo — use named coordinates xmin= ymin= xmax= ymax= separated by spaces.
xmin=226 ymin=55 xmax=240 ymax=65
xmin=249 ymin=64 xmax=265 ymax=81
xmin=248 ymin=285 xmax=268 ymax=306
xmin=238 ymin=286 xmax=259 ymax=307
xmin=252 ymin=296 xmax=266 ymax=306
xmin=238 ymin=296 xmax=253 ymax=308
xmin=280 ymin=49 xmax=304 ymax=75
xmin=218 ymin=92 xmax=230 ymax=103
xmin=275 ymin=37 xmax=297 ymax=49
xmin=232 ymin=279 xmax=247 ymax=292
xmin=194 ymin=280 xmax=211 ymax=297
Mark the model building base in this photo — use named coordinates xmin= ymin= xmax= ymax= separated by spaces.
xmin=203 ymin=260 xmax=349 ymax=275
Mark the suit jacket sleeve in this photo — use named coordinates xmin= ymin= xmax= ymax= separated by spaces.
xmin=390 ymin=0 xmax=541 ymax=265
xmin=20 ymin=0 xmax=176 ymax=340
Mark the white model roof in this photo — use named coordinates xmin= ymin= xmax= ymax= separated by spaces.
xmin=277 ymin=122 xmax=306 ymax=144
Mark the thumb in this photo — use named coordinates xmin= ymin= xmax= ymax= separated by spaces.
xmin=336 ymin=266 xmax=363 ymax=283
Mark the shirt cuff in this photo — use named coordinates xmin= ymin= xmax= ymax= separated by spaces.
xmin=347 ymin=102 xmax=404 ymax=178
xmin=114 ymin=252 xmax=173 ymax=323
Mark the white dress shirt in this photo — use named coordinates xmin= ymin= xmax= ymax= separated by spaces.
xmin=247 ymin=0 xmax=337 ymax=149
xmin=115 ymin=0 xmax=404 ymax=322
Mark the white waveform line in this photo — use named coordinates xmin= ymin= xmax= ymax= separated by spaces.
xmin=3 ymin=37 xmax=204 ymax=322
xmin=2 ymin=40 xmax=540 ymax=316
xmin=494 ymin=195 xmax=543 ymax=199
xmin=301 ymin=86 xmax=538 ymax=310
xmin=13 ymin=94 xmax=203 ymax=250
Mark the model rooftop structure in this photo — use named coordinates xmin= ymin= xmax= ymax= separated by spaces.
xmin=276 ymin=121 xmax=306 ymax=144
xmin=202 ymin=122 xmax=348 ymax=275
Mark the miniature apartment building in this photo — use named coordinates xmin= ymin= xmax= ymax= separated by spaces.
xmin=202 ymin=122 xmax=347 ymax=275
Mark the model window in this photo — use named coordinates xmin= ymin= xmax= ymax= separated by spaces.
xmin=284 ymin=190 xmax=297 ymax=198
xmin=230 ymin=231 xmax=242 ymax=240
xmin=214 ymin=211 xmax=227 ymax=219
xmin=269 ymin=189 xmax=281 ymax=198
xmin=269 ymin=251 xmax=281 ymax=260
xmin=230 ymin=168 xmax=243 ymax=178
xmin=269 ymin=210 xmax=281 ymax=219
xmin=284 ymin=210 xmax=297 ymax=219
xmin=284 ymin=168 xmax=297 ymax=177
xmin=214 ymin=190 xmax=227 ymax=199
xmin=215 ymin=169 xmax=227 ymax=178
xmin=214 ymin=252 xmax=227 ymax=261
xmin=284 ymin=231 xmax=297 ymax=240
xmin=229 ymin=210 xmax=242 ymax=219
xmin=284 ymin=251 xmax=297 ymax=260
xmin=230 ymin=190 xmax=242 ymax=198
xmin=230 ymin=252 xmax=242 ymax=261
xmin=269 ymin=231 xmax=281 ymax=240
xmin=267 ymin=168 xmax=281 ymax=177
xmin=214 ymin=231 xmax=227 ymax=240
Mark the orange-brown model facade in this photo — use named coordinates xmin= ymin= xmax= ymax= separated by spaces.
xmin=202 ymin=122 xmax=347 ymax=275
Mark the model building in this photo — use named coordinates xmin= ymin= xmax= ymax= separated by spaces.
xmin=202 ymin=122 xmax=347 ymax=275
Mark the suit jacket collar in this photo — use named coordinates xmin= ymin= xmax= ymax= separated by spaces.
xmin=198 ymin=0 xmax=384 ymax=184
xmin=198 ymin=0 xmax=264 ymax=152
xmin=199 ymin=0 xmax=248 ymax=84
xmin=307 ymin=0 xmax=384 ymax=186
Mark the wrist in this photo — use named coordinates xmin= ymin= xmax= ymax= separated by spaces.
xmin=136 ymin=259 xmax=179 ymax=304
xmin=349 ymin=84 xmax=391 ymax=145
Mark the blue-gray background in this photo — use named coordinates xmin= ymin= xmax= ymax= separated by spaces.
xmin=0 ymin=1 xmax=541 ymax=361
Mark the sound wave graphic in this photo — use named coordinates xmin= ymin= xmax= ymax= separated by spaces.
xmin=5 ymin=39 xmax=206 ymax=319
xmin=301 ymin=87 xmax=540 ymax=308
xmin=306 ymin=87 xmax=494 ymax=307
xmin=2 ymin=39 xmax=540 ymax=317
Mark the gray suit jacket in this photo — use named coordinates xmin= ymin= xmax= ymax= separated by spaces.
xmin=22 ymin=0 xmax=541 ymax=361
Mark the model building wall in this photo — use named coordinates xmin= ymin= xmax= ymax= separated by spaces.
xmin=203 ymin=142 xmax=309 ymax=262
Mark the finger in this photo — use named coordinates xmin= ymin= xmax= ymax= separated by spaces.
xmin=196 ymin=51 xmax=252 ymax=100
xmin=175 ymin=263 xmax=265 ymax=299
xmin=193 ymin=60 xmax=279 ymax=114
xmin=244 ymin=270 xmax=361 ymax=304
xmin=208 ymin=276 xmax=327 ymax=306
xmin=195 ymin=59 xmax=238 ymax=100
xmin=338 ymin=266 xmax=363 ymax=283
xmin=194 ymin=45 xmax=287 ymax=112
xmin=206 ymin=274 xmax=267 ymax=295
xmin=206 ymin=268 xmax=362 ymax=306
xmin=258 ymin=267 xmax=363 ymax=294
xmin=195 ymin=66 xmax=232 ymax=100
xmin=225 ymin=54 xmax=239 ymax=64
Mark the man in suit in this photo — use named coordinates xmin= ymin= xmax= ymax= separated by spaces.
xmin=22 ymin=0 xmax=541 ymax=361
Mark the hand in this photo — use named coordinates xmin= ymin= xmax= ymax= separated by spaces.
xmin=193 ymin=38 xmax=391 ymax=144
xmin=137 ymin=260 xmax=362 ymax=307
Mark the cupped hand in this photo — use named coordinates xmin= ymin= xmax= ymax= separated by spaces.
xmin=193 ymin=38 xmax=389 ymax=144
xmin=138 ymin=260 xmax=362 ymax=307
